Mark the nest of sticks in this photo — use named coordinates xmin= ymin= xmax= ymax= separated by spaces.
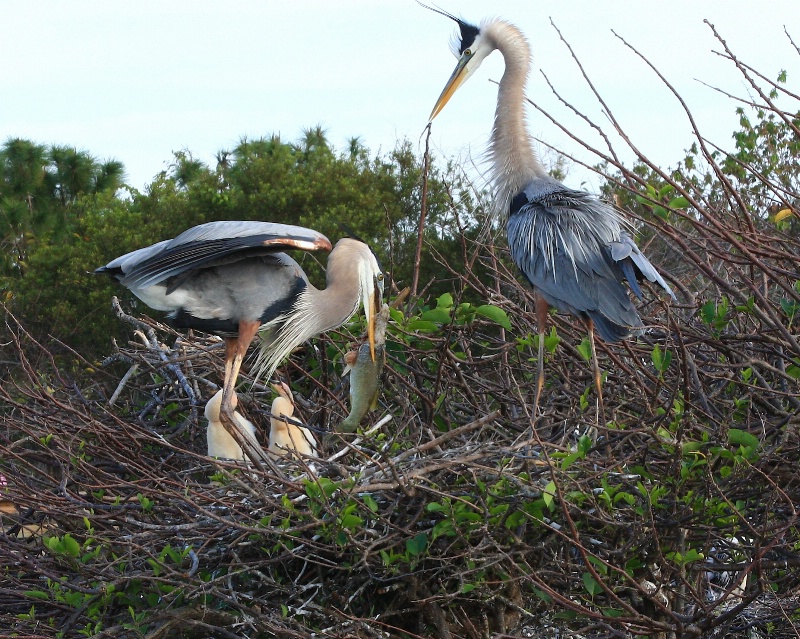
xmin=2 ymin=227 xmax=800 ymax=639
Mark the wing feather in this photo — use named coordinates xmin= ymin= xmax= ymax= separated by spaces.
xmin=97 ymin=221 xmax=331 ymax=289
xmin=508 ymin=177 xmax=672 ymax=342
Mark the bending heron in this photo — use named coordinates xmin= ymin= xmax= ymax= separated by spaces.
xmin=97 ymin=220 xmax=383 ymax=462
xmin=425 ymin=9 xmax=675 ymax=421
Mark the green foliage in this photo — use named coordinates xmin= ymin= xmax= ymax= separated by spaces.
xmin=2 ymin=131 xmax=485 ymax=364
xmin=3 ymin=62 xmax=800 ymax=638
xmin=651 ymin=344 xmax=672 ymax=376
xmin=0 ymin=138 xmax=124 ymax=280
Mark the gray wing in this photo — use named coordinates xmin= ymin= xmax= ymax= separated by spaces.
xmin=508 ymin=177 xmax=673 ymax=342
xmin=608 ymin=233 xmax=675 ymax=300
xmin=97 ymin=221 xmax=331 ymax=289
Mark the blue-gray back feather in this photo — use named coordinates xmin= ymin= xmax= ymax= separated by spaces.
xmin=508 ymin=176 xmax=674 ymax=342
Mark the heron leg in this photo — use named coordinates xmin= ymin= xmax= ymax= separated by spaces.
xmin=219 ymin=321 xmax=268 ymax=467
xmin=532 ymin=296 xmax=549 ymax=424
xmin=586 ymin=319 xmax=606 ymax=429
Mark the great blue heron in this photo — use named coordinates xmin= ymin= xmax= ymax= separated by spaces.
xmin=97 ymin=220 xmax=383 ymax=463
xmin=204 ymin=389 xmax=256 ymax=460
xmin=425 ymin=9 xmax=675 ymax=421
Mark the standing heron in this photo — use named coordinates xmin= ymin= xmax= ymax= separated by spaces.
xmin=97 ymin=221 xmax=383 ymax=463
xmin=425 ymin=8 xmax=674 ymax=421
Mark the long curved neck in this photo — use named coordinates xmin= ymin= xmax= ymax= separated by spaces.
xmin=306 ymin=278 xmax=359 ymax=334
xmin=485 ymin=20 xmax=548 ymax=216
xmin=252 ymin=251 xmax=361 ymax=383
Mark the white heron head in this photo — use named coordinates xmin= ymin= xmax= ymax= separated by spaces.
xmin=348 ymin=239 xmax=384 ymax=361
xmin=423 ymin=7 xmax=495 ymax=121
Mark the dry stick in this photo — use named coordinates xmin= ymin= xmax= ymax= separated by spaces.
xmin=705 ymin=21 xmax=800 ymax=140
xmin=700 ymin=138 xmax=800 ymax=223
xmin=108 ymin=363 xmax=139 ymax=406
xmin=411 ymin=123 xmax=433 ymax=302
xmin=549 ymin=17 xmax=783 ymax=301
xmin=111 ymin=297 xmax=196 ymax=403
xmin=356 ymin=453 xmax=490 ymax=493
xmin=605 ymin=36 xmax=800 ymax=355
xmin=608 ymin=29 xmax=800 ymax=301
xmin=731 ymin=58 xmax=800 ymax=103
xmin=695 ymin=78 xmax=799 ymax=116
xmin=546 ymin=20 xmax=627 ymax=171
xmin=786 ymin=26 xmax=800 ymax=57
xmin=350 ymin=411 xmax=502 ymax=488
xmin=527 ymin=426 xmax=683 ymax=632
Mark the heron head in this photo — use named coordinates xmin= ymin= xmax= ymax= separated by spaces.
xmin=325 ymin=238 xmax=384 ymax=362
xmin=422 ymin=6 xmax=492 ymax=121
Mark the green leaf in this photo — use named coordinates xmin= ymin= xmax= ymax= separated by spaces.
xmin=658 ymin=184 xmax=674 ymax=198
xmin=406 ymin=319 xmax=439 ymax=333
xmin=544 ymin=327 xmax=561 ymax=353
xmin=542 ymin=480 xmax=557 ymax=508
xmin=728 ymin=429 xmax=759 ymax=449
xmin=24 ymin=590 xmax=50 ymax=600
xmin=576 ymin=338 xmax=592 ymax=362
xmin=504 ymin=510 xmax=526 ymax=529
xmin=700 ymin=301 xmax=716 ymax=325
xmin=651 ymin=344 xmax=672 ymax=374
xmin=63 ymin=534 xmax=81 ymax=558
xmin=436 ymin=292 xmax=453 ymax=309
xmin=432 ymin=519 xmax=455 ymax=540
xmin=406 ymin=533 xmax=428 ymax=556
xmin=420 ymin=308 xmax=452 ymax=324
xmin=474 ymin=304 xmax=512 ymax=330
xmin=361 ymin=493 xmax=379 ymax=513
xmin=582 ymin=572 xmax=602 ymax=596
xmin=306 ymin=477 xmax=338 ymax=500
xmin=561 ymin=451 xmax=582 ymax=470
xmin=388 ymin=307 xmax=405 ymax=324
xmin=668 ymin=196 xmax=690 ymax=209
xmin=339 ymin=514 xmax=363 ymax=530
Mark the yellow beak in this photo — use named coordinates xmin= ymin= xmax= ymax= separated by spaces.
xmin=429 ymin=53 xmax=471 ymax=121
xmin=363 ymin=278 xmax=384 ymax=362
xmin=367 ymin=305 xmax=376 ymax=361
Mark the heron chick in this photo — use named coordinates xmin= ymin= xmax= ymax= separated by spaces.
xmin=97 ymin=221 xmax=383 ymax=464
xmin=268 ymin=383 xmax=317 ymax=459
xmin=424 ymin=8 xmax=675 ymax=421
xmin=205 ymin=389 xmax=256 ymax=460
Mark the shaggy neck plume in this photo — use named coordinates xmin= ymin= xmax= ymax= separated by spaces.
xmin=484 ymin=20 xmax=548 ymax=217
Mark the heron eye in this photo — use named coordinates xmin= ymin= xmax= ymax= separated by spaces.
xmin=464 ymin=48 xmax=472 ymax=56
xmin=377 ymin=273 xmax=384 ymax=282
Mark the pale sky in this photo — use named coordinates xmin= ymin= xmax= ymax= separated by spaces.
xmin=2 ymin=1 xmax=799 ymax=193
